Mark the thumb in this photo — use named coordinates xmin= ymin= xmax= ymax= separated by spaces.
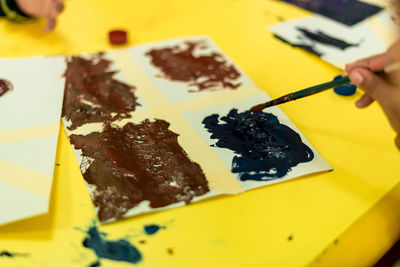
xmin=349 ymin=68 xmax=394 ymax=103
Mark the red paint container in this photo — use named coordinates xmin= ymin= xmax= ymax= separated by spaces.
xmin=108 ymin=30 xmax=128 ymax=45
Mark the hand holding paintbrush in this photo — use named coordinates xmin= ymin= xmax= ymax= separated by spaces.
xmin=251 ymin=41 xmax=400 ymax=149
xmin=345 ymin=41 xmax=400 ymax=149
xmin=250 ymin=63 xmax=399 ymax=113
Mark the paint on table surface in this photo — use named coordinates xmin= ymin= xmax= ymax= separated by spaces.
xmin=270 ymin=16 xmax=386 ymax=68
xmin=82 ymin=224 xmax=142 ymax=266
xmin=0 ymin=250 xmax=29 ymax=258
xmin=144 ymin=224 xmax=165 ymax=235
xmin=281 ymin=0 xmax=382 ymax=26
xmin=0 ymin=79 xmax=13 ymax=97
xmin=69 ymin=120 xmax=210 ymax=223
xmin=62 ymin=54 xmax=139 ymax=130
xmin=146 ymin=40 xmax=242 ymax=92
xmin=202 ymin=109 xmax=314 ymax=181
xmin=0 ymin=251 xmax=15 ymax=258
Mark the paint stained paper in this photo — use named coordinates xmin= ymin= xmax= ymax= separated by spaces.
xmin=281 ymin=0 xmax=382 ymax=26
xmin=270 ymin=16 xmax=387 ymax=68
xmin=0 ymin=56 xmax=65 ymax=226
xmin=62 ymin=53 xmax=213 ymax=224
xmin=130 ymin=36 xmax=253 ymax=102
xmin=182 ymin=93 xmax=332 ymax=190
xmin=61 ymin=36 xmax=332 ymax=223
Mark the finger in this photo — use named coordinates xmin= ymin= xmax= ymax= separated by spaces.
xmin=49 ymin=0 xmax=63 ymax=15
xmin=369 ymin=47 xmax=398 ymax=71
xmin=44 ymin=0 xmax=62 ymax=33
xmin=355 ymin=93 xmax=375 ymax=108
xmin=44 ymin=18 xmax=56 ymax=33
xmin=349 ymin=68 xmax=395 ymax=103
xmin=345 ymin=53 xmax=387 ymax=73
xmin=54 ymin=0 xmax=64 ymax=13
xmin=345 ymin=41 xmax=400 ymax=74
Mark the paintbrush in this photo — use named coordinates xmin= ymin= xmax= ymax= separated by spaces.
xmin=250 ymin=76 xmax=351 ymax=113
xmin=250 ymin=62 xmax=400 ymax=113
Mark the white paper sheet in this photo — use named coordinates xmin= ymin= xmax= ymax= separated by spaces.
xmin=270 ymin=15 xmax=387 ymax=69
xmin=0 ymin=56 xmax=65 ymax=225
xmin=130 ymin=36 xmax=253 ymax=103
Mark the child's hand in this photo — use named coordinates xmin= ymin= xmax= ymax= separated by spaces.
xmin=345 ymin=41 xmax=400 ymax=139
xmin=15 ymin=0 xmax=64 ymax=32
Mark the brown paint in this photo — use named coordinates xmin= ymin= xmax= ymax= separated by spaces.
xmin=167 ymin=248 xmax=174 ymax=255
xmin=146 ymin=40 xmax=242 ymax=91
xmin=62 ymin=54 xmax=139 ymax=130
xmin=0 ymin=79 xmax=13 ymax=97
xmin=69 ymin=120 xmax=210 ymax=223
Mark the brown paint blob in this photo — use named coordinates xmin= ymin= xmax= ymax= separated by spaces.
xmin=69 ymin=120 xmax=210 ymax=223
xmin=146 ymin=40 xmax=242 ymax=91
xmin=62 ymin=54 xmax=139 ymax=130
xmin=0 ymin=79 xmax=13 ymax=97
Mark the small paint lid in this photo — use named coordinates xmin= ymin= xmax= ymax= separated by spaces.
xmin=333 ymin=75 xmax=356 ymax=96
xmin=108 ymin=30 xmax=128 ymax=45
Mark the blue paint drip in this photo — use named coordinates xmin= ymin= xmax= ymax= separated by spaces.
xmin=89 ymin=261 xmax=101 ymax=267
xmin=0 ymin=251 xmax=14 ymax=258
xmin=144 ymin=224 xmax=163 ymax=235
xmin=202 ymin=109 xmax=314 ymax=181
xmin=82 ymin=226 xmax=142 ymax=265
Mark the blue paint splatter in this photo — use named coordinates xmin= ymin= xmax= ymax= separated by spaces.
xmin=0 ymin=251 xmax=14 ymax=258
xmin=202 ymin=109 xmax=314 ymax=181
xmin=82 ymin=225 xmax=142 ymax=266
xmin=144 ymin=224 xmax=164 ymax=235
xmin=0 ymin=251 xmax=29 ymax=258
xmin=89 ymin=261 xmax=101 ymax=267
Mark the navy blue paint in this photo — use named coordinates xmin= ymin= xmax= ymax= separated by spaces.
xmin=0 ymin=251 xmax=14 ymax=258
xmin=89 ymin=261 xmax=101 ymax=267
xmin=281 ymin=0 xmax=382 ymax=26
xmin=333 ymin=75 xmax=357 ymax=96
xmin=202 ymin=109 xmax=314 ymax=181
xmin=274 ymin=34 xmax=323 ymax=57
xmin=297 ymin=28 xmax=359 ymax=50
xmin=82 ymin=225 xmax=142 ymax=265
xmin=144 ymin=224 xmax=163 ymax=235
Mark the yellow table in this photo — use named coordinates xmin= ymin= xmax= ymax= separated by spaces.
xmin=1 ymin=1 xmax=399 ymax=266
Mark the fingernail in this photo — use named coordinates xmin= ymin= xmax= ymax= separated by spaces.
xmin=350 ymin=72 xmax=363 ymax=85
xmin=56 ymin=3 xmax=64 ymax=12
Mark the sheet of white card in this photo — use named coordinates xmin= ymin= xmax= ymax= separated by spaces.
xmin=182 ymin=93 xmax=332 ymax=191
xmin=130 ymin=36 xmax=253 ymax=103
xmin=270 ymin=15 xmax=387 ymax=69
xmin=0 ymin=56 xmax=65 ymax=225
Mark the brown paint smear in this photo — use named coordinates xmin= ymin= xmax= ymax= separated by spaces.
xmin=146 ymin=40 xmax=242 ymax=91
xmin=63 ymin=53 xmax=210 ymax=222
xmin=70 ymin=120 xmax=210 ymax=222
xmin=62 ymin=54 xmax=139 ymax=130
xmin=0 ymin=79 xmax=13 ymax=97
